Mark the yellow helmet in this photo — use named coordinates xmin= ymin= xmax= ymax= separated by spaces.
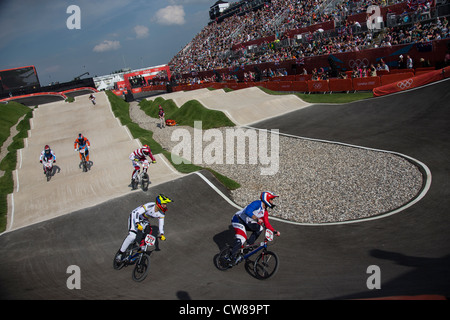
xmin=156 ymin=194 xmax=172 ymax=212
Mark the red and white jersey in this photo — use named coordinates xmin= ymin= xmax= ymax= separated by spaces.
xmin=129 ymin=146 xmax=155 ymax=162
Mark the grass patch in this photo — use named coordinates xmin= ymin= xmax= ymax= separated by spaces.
xmin=0 ymin=102 xmax=33 ymax=231
xmin=139 ymin=98 xmax=235 ymax=129
xmin=257 ymin=86 xmax=373 ymax=103
xmin=106 ymin=90 xmax=163 ymax=154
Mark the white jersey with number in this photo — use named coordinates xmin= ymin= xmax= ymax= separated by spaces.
xmin=129 ymin=202 xmax=165 ymax=235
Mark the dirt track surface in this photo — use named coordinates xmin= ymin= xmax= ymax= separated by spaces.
xmin=6 ymin=92 xmax=181 ymax=231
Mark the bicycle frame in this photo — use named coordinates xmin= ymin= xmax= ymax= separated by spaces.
xmin=43 ymin=159 xmax=53 ymax=181
xmin=243 ymin=242 xmax=266 ymax=260
xmin=43 ymin=159 xmax=53 ymax=171
xmin=79 ymin=146 xmax=87 ymax=159
xmin=125 ymin=234 xmax=156 ymax=262
xmin=242 ymin=229 xmax=273 ymax=260
xmin=78 ymin=147 xmax=89 ymax=172
xmin=215 ymin=227 xmax=278 ymax=279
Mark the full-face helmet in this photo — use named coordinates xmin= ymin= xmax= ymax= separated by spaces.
xmin=260 ymin=191 xmax=278 ymax=209
xmin=156 ymin=194 xmax=172 ymax=212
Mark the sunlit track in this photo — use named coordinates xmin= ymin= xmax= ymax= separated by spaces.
xmin=5 ymin=92 xmax=181 ymax=232
xmin=1 ymin=80 xmax=449 ymax=300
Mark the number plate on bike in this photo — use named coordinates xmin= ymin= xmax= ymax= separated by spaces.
xmin=144 ymin=234 xmax=156 ymax=246
xmin=265 ymin=229 xmax=274 ymax=241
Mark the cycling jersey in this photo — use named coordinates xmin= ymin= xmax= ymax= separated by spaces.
xmin=233 ymin=200 xmax=275 ymax=232
xmin=74 ymin=137 xmax=90 ymax=150
xmin=129 ymin=202 xmax=165 ymax=236
xmin=129 ymin=147 xmax=156 ymax=162
xmin=40 ymin=149 xmax=56 ymax=162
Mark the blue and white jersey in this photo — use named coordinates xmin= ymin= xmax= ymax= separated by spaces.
xmin=233 ymin=200 xmax=265 ymax=225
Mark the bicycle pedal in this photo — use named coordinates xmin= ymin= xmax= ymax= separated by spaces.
xmin=233 ymin=255 xmax=244 ymax=265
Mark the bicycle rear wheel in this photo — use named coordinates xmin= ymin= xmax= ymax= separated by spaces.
xmin=215 ymin=246 xmax=233 ymax=271
xmin=132 ymin=253 xmax=150 ymax=282
xmin=253 ymin=250 xmax=279 ymax=280
xmin=141 ymin=173 xmax=149 ymax=191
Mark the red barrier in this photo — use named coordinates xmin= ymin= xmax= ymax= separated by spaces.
xmin=0 ymin=91 xmax=68 ymax=103
xmin=112 ymin=90 xmax=124 ymax=96
xmin=389 ymin=69 xmax=414 ymax=74
xmin=61 ymin=87 xmax=98 ymax=94
xmin=329 ymin=78 xmax=353 ymax=92
xmin=226 ymin=82 xmax=251 ymax=90
xmin=291 ymin=81 xmax=308 ymax=92
xmin=415 ymin=70 xmax=435 ymax=76
xmin=352 ymin=77 xmax=381 ymax=91
xmin=307 ymin=80 xmax=329 ymax=93
xmin=380 ymin=72 xmax=414 ymax=86
xmin=278 ymin=81 xmax=295 ymax=91
xmin=377 ymin=70 xmax=390 ymax=76
xmin=207 ymin=82 xmax=226 ymax=90
xmin=415 ymin=67 xmax=435 ymax=73
xmin=259 ymin=81 xmax=283 ymax=91
xmin=373 ymin=67 xmax=450 ymax=97
xmin=295 ymin=74 xmax=312 ymax=81
xmin=271 ymin=75 xmax=296 ymax=82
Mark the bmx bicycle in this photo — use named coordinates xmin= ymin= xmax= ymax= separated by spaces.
xmin=131 ymin=161 xmax=150 ymax=191
xmin=78 ymin=147 xmax=89 ymax=172
xmin=113 ymin=233 xmax=158 ymax=282
xmin=43 ymin=158 xmax=54 ymax=182
xmin=214 ymin=228 xmax=279 ymax=280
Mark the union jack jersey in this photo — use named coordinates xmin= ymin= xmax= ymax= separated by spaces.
xmin=129 ymin=147 xmax=155 ymax=162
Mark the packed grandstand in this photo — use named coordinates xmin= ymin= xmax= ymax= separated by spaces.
xmin=151 ymin=0 xmax=449 ymax=86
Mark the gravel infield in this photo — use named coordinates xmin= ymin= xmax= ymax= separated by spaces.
xmin=130 ymin=102 xmax=424 ymax=224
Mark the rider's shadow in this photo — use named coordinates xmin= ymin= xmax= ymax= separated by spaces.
xmin=50 ymin=165 xmax=61 ymax=176
xmin=78 ymin=161 xmax=93 ymax=170
xmin=212 ymin=225 xmax=235 ymax=250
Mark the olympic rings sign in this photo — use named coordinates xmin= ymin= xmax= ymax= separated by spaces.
xmin=348 ymin=58 xmax=369 ymax=69
xmin=313 ymin=82 xmax=323 ymax=89
xmin=397 ymin=79 xmax=414 ymax=90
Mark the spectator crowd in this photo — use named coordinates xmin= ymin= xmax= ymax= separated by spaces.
xmin=165 ymin=0 xmax=449 ymax=84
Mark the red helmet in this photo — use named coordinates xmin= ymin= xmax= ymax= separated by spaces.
xmin=142 ymin=145 xmax=150 ymax=156
xmin=44 ymin=145 xmax=50 ymax=152
xmin=261 ymin=191 xmax=278 ymax=209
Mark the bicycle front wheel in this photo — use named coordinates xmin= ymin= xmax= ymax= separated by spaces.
xmin=253 ymin=250 xmax=279 ymax=280
xmin=132 ymin=253 xmax=150 ymax=282
xmin=82 ymin=156 xmax=88 ymax=172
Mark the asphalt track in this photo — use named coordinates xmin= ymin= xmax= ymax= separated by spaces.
xmin=0 ymin=80 xmax=449 ymax=301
